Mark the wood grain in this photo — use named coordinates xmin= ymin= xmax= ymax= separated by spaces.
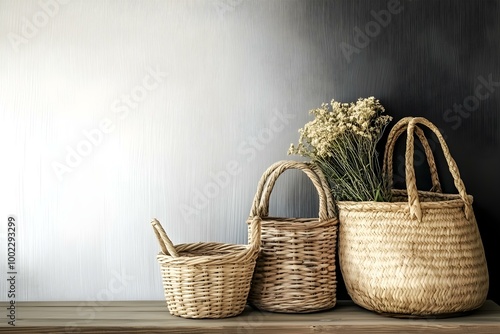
xmin=0 ymin=300 xmax=499 ymax=333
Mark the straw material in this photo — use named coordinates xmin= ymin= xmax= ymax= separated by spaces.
xmin=151 ymin=217 xmax=260 ymax=319
xmin=248 ymin=160 xmax=338 ymax=313
xmin=338 ymin=117 xmax=489 ymax=316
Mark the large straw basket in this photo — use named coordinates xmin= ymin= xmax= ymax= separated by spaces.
xmin=338 ymin=117 xmax=489 ymax=317
xmin=151 ymin=217 xmax=260 ymax=318
xmin=248 ymin=160 xmax=338 ymax=313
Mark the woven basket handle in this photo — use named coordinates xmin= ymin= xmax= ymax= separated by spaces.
xmin=405 ymin=117 xmax=472 ymax=222
xmin=247 ymin=215 xmax=262 ymax=251
xmin=249 ymin=160 xmax=336 ymax=221
xmin=383 ymin=117 xmax=442 ymax=192
xmin=151 ymin=218 xmax=179 ymax=257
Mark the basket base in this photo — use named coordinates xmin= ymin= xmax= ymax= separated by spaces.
xmin=249 ymin=302 xmax=336 ymax=314
xmin=375 ymin=310 xmax=475 ymax=319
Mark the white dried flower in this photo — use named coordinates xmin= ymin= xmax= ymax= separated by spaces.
xmin=288 ymin=97 xmax=393 ymax=201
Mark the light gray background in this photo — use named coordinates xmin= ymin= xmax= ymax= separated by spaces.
xmin=0 ymin=0 xmax=324 ymax=301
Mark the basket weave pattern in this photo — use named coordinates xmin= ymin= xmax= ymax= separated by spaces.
xmin=338 ymin=117 xmax=489 ymax=316
xmin=248 ymin=161 xmax=338 ymax=313
xmin=152 ymin=217 xmax=260 ymax=318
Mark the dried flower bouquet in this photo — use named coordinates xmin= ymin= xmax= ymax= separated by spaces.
xmin=289 ymin=97 xmax=392 ymax=202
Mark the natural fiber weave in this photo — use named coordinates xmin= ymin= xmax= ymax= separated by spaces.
xmin=338 ymin=117 xmax=489 ymax=316
xmin=248 ymin=160 xmax=338 ymax=313
xmin=151 ymin=217 xmax=260 ymax=319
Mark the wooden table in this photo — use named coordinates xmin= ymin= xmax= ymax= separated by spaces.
xmin=1 ymin=300 xmax=499 ymax=333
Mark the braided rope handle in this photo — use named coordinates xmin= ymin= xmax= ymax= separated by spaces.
xmin=249 ymin=160 xmax=336 ymax=221
xmin=383 ymin=117 xmax=442 ymax=192
xmin=404 ymin=118 xmax=472 ymax=222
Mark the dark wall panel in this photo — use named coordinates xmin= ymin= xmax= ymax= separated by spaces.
xmin=297 ymin=0 xmax=500 ymax=303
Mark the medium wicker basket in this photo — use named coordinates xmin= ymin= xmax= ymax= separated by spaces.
xmin=247 ymin=160 xmax=338 ymax=313
xmin=151 ymin=217 xmax=260 ymax=318
xmin=338 ymin=117 xmax=489 ymax=317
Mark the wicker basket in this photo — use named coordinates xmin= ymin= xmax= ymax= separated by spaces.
xmin=338 ymin=117 xmax=489 ymax=317
xmin=247 ymin=160 xmax=338 ymax=313
xmin=151 ymin=217 xmax=260 ymax=318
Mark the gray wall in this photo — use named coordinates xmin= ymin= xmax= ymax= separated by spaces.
xmin=0 ymin=0 xmax=498 ymax=303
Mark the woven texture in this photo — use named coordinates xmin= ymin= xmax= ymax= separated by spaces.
xmin=338 ymin=117 xmax=489 ymax=316
xmin=151 ymin=217 xmax=260 ymax=319
xmin=248 ymin=160 xmax=338 ymax=313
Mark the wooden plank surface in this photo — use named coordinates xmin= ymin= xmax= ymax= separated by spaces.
xmin=0 ymin=300 xmax=499 ymax=333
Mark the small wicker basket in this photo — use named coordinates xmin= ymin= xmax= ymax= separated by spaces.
xmin=151 ymin=217 xmax=260 ymax=319
xmin=248 ymin=160 xmax=338 ymax=313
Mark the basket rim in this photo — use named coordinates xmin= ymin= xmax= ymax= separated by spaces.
xmin=247 ymin=216 xmax=338 ymax=226
xmin=337 ymin=189 xmax=473 ymax=209
xmin=156 ymin=241 xmax=257 ymax=265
